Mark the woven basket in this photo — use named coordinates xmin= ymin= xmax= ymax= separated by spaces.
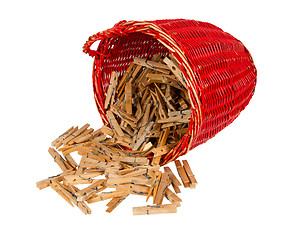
xmin=83 ymin=19 xmax=257 ymax=165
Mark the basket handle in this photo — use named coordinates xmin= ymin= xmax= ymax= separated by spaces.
xmin=83 ymin=20 xmax=131 ymax=58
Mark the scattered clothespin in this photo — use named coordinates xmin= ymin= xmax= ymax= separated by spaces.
xmin=133 ymin=204 xmax=177 ymax=215
xmin=36 ymin=170 xmax=75 ymax=190
xmin=182 ymin=160 xmax=197 ymax=188
xmin=174 ymin=160 xmax=190 ymax=188
xmin=62 ymin=124 xmax=90 ymax=146
xmin=106 ymin=194 xmax=129 ymax=213
xmin=164 ymin=188 xmax=182 ymax=207
xmin=154 ymin=172 xmax=170 ymax=205
xmin=54 ymin=126 xmax=78 ymax=149
xmin=51 ymin=126 xmax=74 ymax=148
xmin=48 ymin=147 xmax=71 ymax=172
xmin=87 ymin=189 xmax=131 ymax=204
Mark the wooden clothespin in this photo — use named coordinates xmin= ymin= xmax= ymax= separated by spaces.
xmin=110 ymin=105 xmax=137 ymax=129
xmin=125 ymin=82 xmax=132 ymax=115
xmin=51 ymin=126 xmax=74 ymax=148
xmin=164 ymin=188 xmax=182 ymax=207
xmin=154 ymin=83 xmax=176 ymax=111
xmin=163 ymin=56 xmax=187 ymax=89
xmin=48 ymin=147 xmax=72 ymax=171
xmin=69 ymin=128 xmax=94 ymax=145
xmin=117 ymin=183 xmax=150 ymax=196
xmin=133 ymin=57 xmax=171 ymax=74
xmin=87 ymin=189 xmax=131 ymax=204
xmin=133 ymin=204 xmax=177 ymax=215
xmin=154 ymin=172 xmax=170 ymax=205
xmin=152 ymin=127 xmax=170 ymax=165
xmin=178 ymin=98 xmax=188 ymax=110
xmin=164 ymin=166 xmax=182 ymax=193
xmin=106 ymin=110 xmax=124 ymax=137
xmin=54 ymin=126 xmax=78 ymax=149
xmin=63 ymin=172 xmax=103 ymax=185
xmin=76 ymin=180 xmax=107 ymax=201
xmin=62 ymin=124 xmax=90 ymax=146
xmin=106 ymin=194 xmax=129 ymax=213
xmin=49 ymin=181 xmax=74 ymax=207
xmin=104 ymin=71 xmax=119 ymax=110
xmin=146 ymin=170 xmax=162 ymax=202
xmin=116 ymin=62 xmax=135 ymax=95
xmin=151 ymin=145 xmax=170 ymax=158
xmin=182 ymin=160 xmax=197 ymax=188
xmin=151 ymin=87 xmax=168 ymax=119
xmin=64 ymin=154 xmax=78 ymax=168
xmin=132 ymin=122 xmax=154 ymax=151
xmin=174 ymin=160 xmax=190 ymax=188
xmin=36 ymin=169 xmax=75 ymax=190
xmin=51 ymin=180 xmax=91 ymax=214
xmin=111 ymin=156 xmax=149 ymax=165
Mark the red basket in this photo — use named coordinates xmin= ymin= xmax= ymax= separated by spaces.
xmin=83 ymin=19 xmax=257 ymax=165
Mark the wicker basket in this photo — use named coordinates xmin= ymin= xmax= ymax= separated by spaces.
xmin=83 ymin=19 xmax=257 ymax=165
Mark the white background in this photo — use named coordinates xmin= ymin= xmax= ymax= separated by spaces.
xmin=1 ymin=0 xmax=282 ymax=239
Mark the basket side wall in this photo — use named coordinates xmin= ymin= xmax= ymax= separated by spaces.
xmin=153 ymin=19 xmax=257 ymax=149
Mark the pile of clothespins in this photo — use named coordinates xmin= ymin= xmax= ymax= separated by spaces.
xmin=36 ymin=54 xmax=197 ymax=215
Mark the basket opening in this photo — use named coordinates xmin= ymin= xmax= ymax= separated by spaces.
xmin=95 ymin=31 xmax=192 ymax=165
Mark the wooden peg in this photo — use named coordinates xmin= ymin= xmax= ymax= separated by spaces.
xmin=133 ymin=204 xmax=177 ymax=215
xmin=117 ymin=183 xmax=149 ymax=196
xmin=51 ymin=126 xmax=74 ymax=147
xmin=110 ymin=105 xmax=137 ymax=128
xmin=163 ymin=56 xmax=187 ymax=88
xmin=152 ymin=146 xmax=170 ymax=158
xmin=125 ymin=82 xmax=132 ymax=115
xmin=151 ymin=171 xmax=162 ymax=203
xmin=76 ymin=179 xmax=106 ymax=201
xmin=50 ymin=181 xmax=74 ymax=207
xmin=132 ymin=122 xmax=154 ymax=151
xmin=152 ymin=128 xmax=170 ymax=165
xmin=64 ymin=154 xmax=77 ymax=168
xmin=164 ymin=188 xmax=182 ymax=207
xmin=68 ymin=128 xmax=94 ymax=145
xmin=164 ymin=166 xmax=182 ymax=186
xmin=174 ymin=160 xmax=190 ymax=188
xmin=63 ymin=172 xmax=104 ymax=185
xmin=54 ymin=126 xmax=78 ymax=149
xmin=62 ymin=124 xmax=90 ymax=145
xmin=154 ymin=83 xmax=176 ymax=111
xmin=111 ymin=156 xmax=149 ymax=165
xmin=133 ymin=57 xmax=171 ymax=74
xmin=36 ymin=170 xmax=75 ymax=190
xmin=106 ymin=111 xmax=124 ymax=137
xmin=157 ymin=114 xmax=191 ymax=124
xmin=182 ymin=160 xmax=197 ymax=187
xmin=48 ymin=147 xmax=70 ymax=171
xmin=104 ymin=71 xmax=118 ymax=110
xmin=106 ymin=194 xmax=129 ymax=213
xmin=154 ymin=172 xmax=170 ymax=205
xmin=116 ymin=62 xmax=135 ymax=93
xmin=51 ymin=180 xmax=91 ymax=214
xmin=87 ymin=190 xmax=130 ymax=204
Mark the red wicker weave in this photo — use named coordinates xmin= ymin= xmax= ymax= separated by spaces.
xmin=83 ymin=19 xmax=257 ymax=165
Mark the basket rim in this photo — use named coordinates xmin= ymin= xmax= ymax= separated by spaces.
xmin=83 ymin=20 xmax=203 ymax=165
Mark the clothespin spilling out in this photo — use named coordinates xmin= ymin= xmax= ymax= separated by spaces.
xmin=37 ymin=55 xmax=198 ymax=215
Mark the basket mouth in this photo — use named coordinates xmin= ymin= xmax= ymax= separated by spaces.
xmin=85 ymin=21 xmax=202 ymax=165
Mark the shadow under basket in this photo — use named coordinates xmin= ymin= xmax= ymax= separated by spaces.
xmin=83 ymin=19 xmax=257 ymax=165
